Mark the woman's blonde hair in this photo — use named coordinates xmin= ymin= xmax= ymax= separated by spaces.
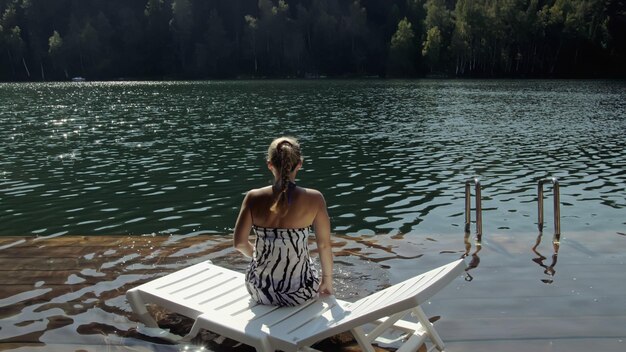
xmin=267 ymin=136 xmax=302 ymax=216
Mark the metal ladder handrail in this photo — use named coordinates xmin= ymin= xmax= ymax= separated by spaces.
xmin=537 ymin=177 xmax=561 ymax=239
xmin=465 ymin=178 xmax=482 ymax=238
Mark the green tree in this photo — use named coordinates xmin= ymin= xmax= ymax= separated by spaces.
xmin=117 ymin=5 xmax=147 ymax=77
xmin=606 ymin=0 xmax=626 ymax=71
xmin=170 ymin=0 xmax=193 ymax=73
xmin=255 ymin=0 xmax=291 ymax=75
xmin=20 ymin=0 xmax=68 ymax=80
xmin=422 ymin=26 xmax=442 ymax=71
xmin=48 ymin=30 xmax=68 ymax=78
xmin=94 ymin=12 xmax=113 ymax=57
xmin=0 ymin=0 xmax=623 ymax=80
xmin=450 ymin=0 xmax=481 ymax=75
xmin=201 ymin=9 xmax=231 ymax=77
xmin=343 ymin=0 xmax=368 ymax=74
xmin=144 ymin=0 xmax=172 ymax=76
xmin=6 ymin=26 xmax=28 ymax=78
xmin=423 ymin=0 xmax=451 ymax=31
xmin=244 ymin=14 xmax=258 ymax=73
xmin=388 ymin=17 xmax=417 ymax=76
xmin=304 ymin=0 xmax=340 ymax=75
xmin=80 ymin=21 xmax=101 ymax=75
xmin=0 ymin=3 xmax=24 ymax=78
xmin=422 ymin=0 xmax=451 ymax=73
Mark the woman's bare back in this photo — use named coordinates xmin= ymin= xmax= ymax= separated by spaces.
xmin=247 ymin=185 xmax=323 ymax=229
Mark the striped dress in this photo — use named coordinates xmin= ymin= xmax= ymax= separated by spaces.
xmin=245 ymin=226 xmax=320 ymax=306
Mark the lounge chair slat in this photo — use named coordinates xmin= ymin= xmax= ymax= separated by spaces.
xmin=148 ymin=262 xmax=215 ymax=288
xmin=211 ymin=295 xmax=270 ymax=318
xmin=207 ymin=289 xmax=250 ymax=310
xmin=263 ymin=298 xmax=334 ymax=332
xmin=185 ymin=274 xmax=243 ymax=302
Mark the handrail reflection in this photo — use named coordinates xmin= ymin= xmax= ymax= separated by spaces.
xmin=531 ymin=232 xmax=560 ymax=284
xmin=462 ymin=179 xmax=482 ymax=281
xmin=461 ymin=231 xmax=482 ymax=281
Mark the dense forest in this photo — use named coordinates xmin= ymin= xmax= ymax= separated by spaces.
xmin=0 ymin=0 xmax=624 ymax=81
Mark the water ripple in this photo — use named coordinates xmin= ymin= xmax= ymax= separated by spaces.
xmin=0 ymin=80 xmax=624 ymax=237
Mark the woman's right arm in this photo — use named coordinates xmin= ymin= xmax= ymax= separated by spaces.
xmin=313 ymin=191 xmax=334 ymax=296
xmin=233 ymin=192 xmax=254 ymax=257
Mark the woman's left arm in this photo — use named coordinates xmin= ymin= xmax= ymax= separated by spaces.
xmin=313 ymin=192 xmax=334 ymax=296
xmin=233 ymin=192 xmax=254 ymax=257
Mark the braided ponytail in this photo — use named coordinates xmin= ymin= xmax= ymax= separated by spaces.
xmin=268 ymin=137 xmax=302 ymax=217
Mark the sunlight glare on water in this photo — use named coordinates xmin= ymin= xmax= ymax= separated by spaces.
xmin=0 ymin=80 xmax=625 ymax=238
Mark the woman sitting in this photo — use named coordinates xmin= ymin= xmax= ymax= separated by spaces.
xmin=233 ymin=136 xmax=334 ymax=307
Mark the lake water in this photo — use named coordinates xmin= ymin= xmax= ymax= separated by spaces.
xmin=1 ymin=79 xmax=625 ymax=351
xmin=1 ymin=79 xmax=625 ymax=238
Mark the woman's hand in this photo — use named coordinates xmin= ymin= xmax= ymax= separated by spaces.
xmin=318 ymin=276 xmax=334 ymax=296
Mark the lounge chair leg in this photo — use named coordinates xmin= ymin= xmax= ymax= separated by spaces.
xmin=412 ymin=307 xmax=445 ymax=351
xmin=126 ymin=289 xmax=158 ymax=328
xmin=180 ymin=320 xmax=202 ymax=342
xmin=253 ymin=337 xmax=274 ymax=352
xmin=350 ymin=326 xmax=376 ymax=352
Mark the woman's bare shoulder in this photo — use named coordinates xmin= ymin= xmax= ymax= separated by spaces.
xmin=248 ymin=186 xmax=272 ymax=195
xmin=243 ymin=186 xmax=272 ymax=201
xmin=300 ymin=187 xmax=326 ymax=202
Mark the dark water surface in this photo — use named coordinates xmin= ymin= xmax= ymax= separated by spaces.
xmin=1 ymin=80 xmax=625 ymax=351
xmin=1 ymin=80 xmax=625 ymax=237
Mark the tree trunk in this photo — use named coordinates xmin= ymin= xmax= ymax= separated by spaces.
xmin=550 ymin=41 xmax=562 ymax=74
xmin=79 ymin=49 xmax=85 ymax=76
xmin=530 ymin=44 xmax=537 ymax=73
xmin=7 ymin=49 xmax=16 ymax=76
xmin=252 ymin=33 xmax=258 ymax=73
xmin=22 ymin=57 xmax=31 ymax=78
xmin=491 ymin=39 xmax=497 ymax=75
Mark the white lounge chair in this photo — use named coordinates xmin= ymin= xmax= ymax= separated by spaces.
xmin=127 ymin=259 xmax=466 ymax=352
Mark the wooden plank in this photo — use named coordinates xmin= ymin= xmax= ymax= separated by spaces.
xmin=0 ymin=236 xmax=230 ymax=260
xmin=0 ymin=259 xmax=203 ymax=280
xmin=23 ymin=236 xmax=165 ymax=248
xmin=0 ymin=236 xmax=26 ymax=244
xmin=0 ymin=238 xmax=29 ymax=250
xmin=0 ymin=285 xmax=56 ymax=304
xmin=0 ymin=235 xmax=213 ymax=248
xmin=0 ymin=244 xmax=198 ymax=257
xmin=0 ymin=270 xmax=102 ymax=285
xmin=0 ymin=257 xmax=82 ymax=271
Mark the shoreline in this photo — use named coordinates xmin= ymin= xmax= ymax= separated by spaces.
xmin=2 ymin=76 xmax=626 ymax=84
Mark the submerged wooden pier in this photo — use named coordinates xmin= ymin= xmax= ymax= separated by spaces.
xmin=1 ymin=231 xmax=625 ymax=352
xmin=0 ymin=235 xmax=395 ymax=351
